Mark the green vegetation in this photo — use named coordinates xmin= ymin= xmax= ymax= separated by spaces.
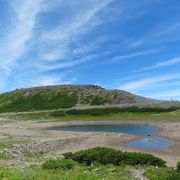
xmin=177 ymin=162 xmax=180 ymax=173
xmin=1 ymin=165 xmax=179 ymax=180
xmin=0 ymin=167 xmax=23 ymax=180
xmin=0 ymin=144 xmax=8 ymax=150
xmin=1 ymin=107 xmax=180 ymax=121
xmin=0 ymin=164 xmax=135 ymax=180
xmin=90 ymin=95 xmax=111 ymax=105
xmin=0 ymin=84 xmax=165 ymax=113
xmin=0 ymin=85 xmax=179 ymax=179
xmin=23 ymin=151 xmax=45 ymax=158
xmin=64 ymin=147 xmax=166 ymax=166
xmin=0 ymin=147 xmax=179 ymax=179
xmin=0 ymin=154 xmax=9 ymax=160
xmin=51 ymin=106 xmax=180 ymax=117
xmin=0 ymin=92 xmax=78 ymax=112
xmin=42 ymin=159 xmax=76 ymax=170
xmin=0 ymin=160 xmax=178 ymax=180
xmin=44 ymin=106 xmax=180 ymax=122
xmin=144 ymin=167 xmax=180 ymax=180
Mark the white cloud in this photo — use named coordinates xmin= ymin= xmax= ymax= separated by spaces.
xmin=148 ymin=90 xmax=180 ymax=99
xmin=118 ymin=73 xmax=180 ymax=92
xmin=15 ymin=74 xmax=70 ymax=87
xmin=41 ymin=0 xmax=113 ymax=41
xmin=0 ymin=0 xmax=43 ymax=74
xmin=134 ymin=57 xmax=180 ymax=72
xmin=38 ymin=52 xmax=107 ymax=71
xmin=38 ymin=0 xmax=114 ymax=62
xmin=0 ymin=0 xmax=116 ymax=90
xmin=31 ymin=76 xmax=70 ymax=87
xmin=111 ymin=49 xmax=158 ymax=62
xmin=129 ymin=22 xmax=180 ymax=48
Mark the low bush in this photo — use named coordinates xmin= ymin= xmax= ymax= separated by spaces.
xmin=42 ymin=159 xmax=76 ymax=170
xmin=24 ymin=151 xmax=45 ymax=158
xmin=50 ymin=110 xmax=66 ymax=117
xmin=144 ymin=167 xmax=180 ymax=180
xmin=177 ymin=162 xmax=180 ymax=173
xmin=0 ymin=92 xmax=78 ymax=112
xmin=90 ymin=96 xmax=111 ymax=105
xmin=50 ymin=106 xmax=180 ymax=117
xmin=0 ymin=154 xmax=9 ymax=160
xmin=0 ymin=168 xmax=23 ymax=179
xmin=64 ymin=147 xmax=166 ymax=167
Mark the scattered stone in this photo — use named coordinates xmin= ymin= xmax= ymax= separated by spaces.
xmin=129 ymin=169 xmax=149 ymax=180
xmin=0 ymin=138 xmax=81 ymax=159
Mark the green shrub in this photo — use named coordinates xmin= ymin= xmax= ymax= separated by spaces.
xmin=0 ymin=154 xmax=9 ymax=160
xmin=90 ymin=96 xmax=111 ymax=105
xmin=42 ymin=159 xmax=76 ymax=170
xmin=50 ymin=110 xmax=66 ymax=117
xmin=177 ymin=162 xmax=180 ymax=173
xmin=0 ymin=92 xmax=78 ymax=112
xmin=0 ymin=167 xmax=23 ymax=179
xmin=50 ymin=106 xmax=180 ymax=117
xmin=64 ymin=147 xmax=166 ymax=167
xmin=24 ymin=151 xmax=45 ymax=158
xmin=144 ymin=167 xmax=180 ymax=180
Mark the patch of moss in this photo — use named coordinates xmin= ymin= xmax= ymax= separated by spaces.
xmin=90 ymin=96 xmax=111 ymax=105
xmin=144 ymin=167 xmax=180 ymax=180
xmin=0 ymin=92 xmax=78 ymax=112
xmin=0 ymin=154 xmax=9 ymax=160
xmin=23 ymin=151 xmax=45 ymax=158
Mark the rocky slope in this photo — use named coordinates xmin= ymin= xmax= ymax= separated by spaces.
xmin=0 ymin=85 xmax=159 ymax=112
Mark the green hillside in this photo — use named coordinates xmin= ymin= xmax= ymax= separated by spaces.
xmin=0 ymin=85 xmax=156 ymax=113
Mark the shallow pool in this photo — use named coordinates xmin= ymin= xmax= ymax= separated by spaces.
xmin=53 ymin=124 xmax=174 ymax=150
xmin=127 ymin=136 xmax=174 ymax=150
xmin=54 ymin=124 xmax=159 ymax=136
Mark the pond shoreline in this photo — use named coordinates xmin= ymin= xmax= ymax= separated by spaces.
xmin=0 ymin=119 xmax=180 ymax=166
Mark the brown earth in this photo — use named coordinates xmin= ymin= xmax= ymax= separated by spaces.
xmin=0 ymin=119 xmax=179 ymax=167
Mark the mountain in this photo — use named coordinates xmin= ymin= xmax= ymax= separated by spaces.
xmin=0 ymin=85 xmax=159 ymax=113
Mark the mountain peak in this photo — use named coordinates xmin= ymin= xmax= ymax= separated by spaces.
xmin=0 ymin=84 xmax=158 ymax=113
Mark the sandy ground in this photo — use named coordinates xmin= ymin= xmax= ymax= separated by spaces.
xmin=0 ymin=119 xmax=180 ymax=167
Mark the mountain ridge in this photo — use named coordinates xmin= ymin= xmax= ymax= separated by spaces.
xmin=0 ymin=84 xmax=161 ymax=113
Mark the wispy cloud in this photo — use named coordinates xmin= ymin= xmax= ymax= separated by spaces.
xmin=0 ymin=0 xmax=43 ymax=74
xmin=111 ymin=49 xmax=158 ymax=62
xmin=38 ymin=51 xmax=110 ymax=71
xmin=32 ymin=0 xmax=116 ymax=74
xmin=129 ymin=22 xmax=180 ymax=48
xmin=149 ymin=89 xmax=180 ymax=99
xmin=0 ymin=0 xmax=179 ymax=100
xmin=118 ymin=73 xmax=180 ymax=92
xmin=134 ymin=57 xmax=180 ymax=72
xmin=9 ymin=73 xmax=72 ymax=90
xmin=42 ymin=0 xmax=113 ymax=42
xmin=39 ymin=0 xmax=114 ymax=62
xmin=30 ymin=76 xmax=70 ymax=87
xmin=0 ymin=0 xmax=115 ymax=90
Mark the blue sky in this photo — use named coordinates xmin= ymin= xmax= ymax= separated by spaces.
xmin=0 ymin=0 xmax=180 ymax=100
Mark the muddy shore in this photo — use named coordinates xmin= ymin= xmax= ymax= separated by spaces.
xmin=0 ymin=119 xmax=179 ymax=167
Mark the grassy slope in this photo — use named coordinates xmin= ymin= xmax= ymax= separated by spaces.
xmin=0 ymin=85 xmax=156 ymax=113
xmin=1 ymin=165 xmax=179 ymax=180
xmin=0 ymin=164 xmax=135 ymax=180
xmin=0 ymin=146 xmax=179 ymax=180
xmin=0 ymin=84 xmax=179 ymax=121
xmin=1 ymin=109 xmax=180 ymax=121
xmin=0 ymin=86 xmax=180 ymax=180
xmin=0 ymin=152 xmax=179 ymax=180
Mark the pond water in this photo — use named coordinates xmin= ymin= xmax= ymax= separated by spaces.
xmin=127 ymin=136 xmax=174 ymax=150
xmin=53 ymin=124 xmax=174 ymax=150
